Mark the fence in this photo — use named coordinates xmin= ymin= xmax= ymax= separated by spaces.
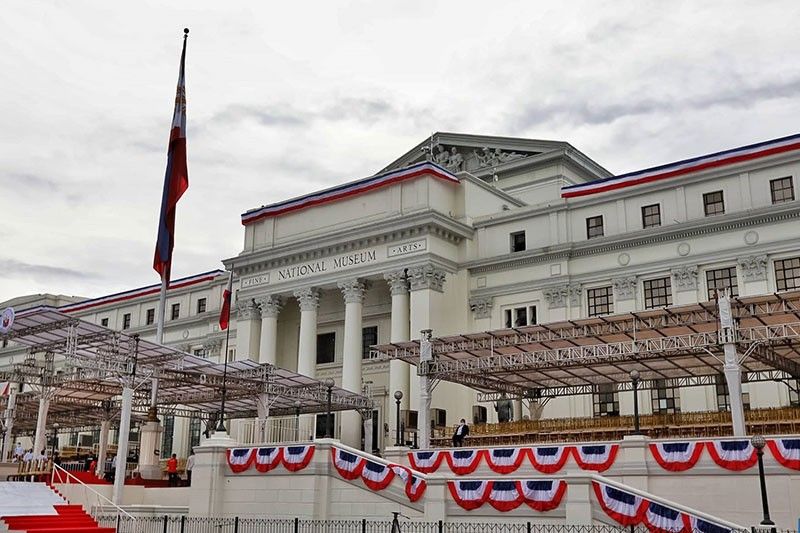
xmin=233 ymin=417 xmax=333 ymax=445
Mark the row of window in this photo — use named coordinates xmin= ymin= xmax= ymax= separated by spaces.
xmin=510 ymin=177 xmax=795 ymax=251
xmin=315 ymin=326 xmax=379 ymax=365
xmin=100 ymin=298 xmax=208 ymax=330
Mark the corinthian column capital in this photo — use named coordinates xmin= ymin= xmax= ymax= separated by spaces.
xmin=384 ymin=270 xmax=409 ymax=296
xmin=255 ymin=295 xmax=283 ymax=319
xmin=236 ymin=299 xmax=259 ymax=320
xmin=407 ymin=264 xmax=447 ymax=293
xmin=338 ymin=279 xmax=367 ymax=304
xmin=293 ymin=287 xmax=320 ymax=312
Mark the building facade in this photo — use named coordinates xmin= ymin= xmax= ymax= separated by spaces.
xmin=3 ymin=131 xmax=800 ymax=455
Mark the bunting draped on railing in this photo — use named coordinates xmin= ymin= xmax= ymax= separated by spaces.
xmin=447 ymin=479 xmax=566 ymax=512
xmin=529 ymin=446 xmax=572 ymax=474
xmin=572 ymin=444 xmax=619 ymax=472
xmin=649 ymin=441 xmax=704 ymax=472
xmin=485 ymin=448 xmax=528 ymax=474
xmin=408 ymin=450 xmax=445 ymax=473
xmin=445 ymin=449 xmax=487 ymax=475
xmin=390 ymin=464 xmax=427 ymax=502
xmin=330 ymin=448 xmax=425 ymax=502
xmin=361 ymin=459 xmax=396 ymax=491
xmin=332 ymin=448 xmax=364 ymax=480
xmin=766 ymin=438 xmax=800 ymax=470
xmin=593 ymin=481 xmax=733 ymax=533
xmin=705 ymin=440 xmax=756 ymax=471
xmin=226 ymin=445 xmax=316 ymax=474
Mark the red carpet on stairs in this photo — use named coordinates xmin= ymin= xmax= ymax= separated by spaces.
xmin=2 ymin=504 xmax=115 ymax=533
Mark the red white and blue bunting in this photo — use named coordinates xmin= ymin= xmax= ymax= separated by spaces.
xmin=529 ymin=446 xmax=572 ymax=474
xmin=331 ymin=448 xmax=364 ymax=480
xmin=281 ymin=445 xmax=316 ymax=472
xmin=361 ymin=459 xmax=396 ymax=491
xmin=649 ymin=441 xmax=704 ymax=472
xmin=445 ymin=449 xmax=486 ymax=476
xmin=767 ymin=438 xmax=800 ymax=470
xmin=705 ymin=440 xmax=756 ymax=471
xmin=226 ymin=448 xmax=255 ymax=473
xmin=573 ymin=444 xmax=618 ymax=472
xmin=254 ymin=447 xmax=283 ymax=473
xmin=643 ymin=501 xmax=690 ymax=533
xmin=688 ymin=516 xmax=733 ymax=533
xmin=447 ymin=479 xmax=566 ymax=512
xmin=485 ymin=448 xmax=528 ymax=475
xmin=390 ymin=465 xmax=427 ymax=502
xmin=408 ymin=450 xmax=445 ymax=473
xmin=592 ymin=481 xmax=646 ymax=526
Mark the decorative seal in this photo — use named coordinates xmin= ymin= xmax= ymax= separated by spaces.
xmin=744 ymin=230 xmax=759 ymax=245
xmin=617 ymin=253 xmax=631 ymax=266
xmin=677 ymin=243 xmax=691 ymax=257
xmin=0 ymin=307 xmax=14 ymax=334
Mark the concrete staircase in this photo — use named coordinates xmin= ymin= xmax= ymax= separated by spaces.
xmin=0 ymin=482 xmax=114 ymax=533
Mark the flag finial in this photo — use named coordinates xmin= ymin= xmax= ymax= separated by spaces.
xmin=184 ymin=28 xmax=189 ymax=37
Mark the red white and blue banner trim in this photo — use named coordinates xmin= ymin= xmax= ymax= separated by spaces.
xmin=572 ymin=444 xmax=618 ymax=472
xmin=529 ymin=446 xmax=572 ymax=474
xmin=689 ymin=516 xmax=734 ymax=533
xmin=331 ymin=448 xmax=364 ymax=480
xmin=390 ymin=465 xmax=427 ymax=502
xmin=485 ymin=447 xmax=527 ymax=475
xmin=705 ymin=440 xmax=756 ymax=471
xmin=445 ymin=449 xmax=487 ymax=475
xmin=767 ymin=438 xmax=800 ymax=470
xmin=242 ymin=162 xmax=459 ymax=225
xmin=226 ymin=448 xmax=255 ymax=473
xmin=282 ymin=445 xmax=316 ymax=472
xmin=408 ymin=450 xmax=445 ymax=473
xmin=561 ymin=133 xmax=800 ymax=198
xmin=330 ymin=449 xmax=424 ymax=502
xmin=254 ymin=447 xmax=283 ymax=473
xmin=447 ymin=479 xmax=566 ymax=512
xmin=361 ymin=459 xmax=396 ymax=491
xmin=643 ymin=501 xmax=691 ymax=533
xmin=592 ymin=481 xmax=647 ymax=526
xmin=649 ymin=441 xmax=704 ymax=472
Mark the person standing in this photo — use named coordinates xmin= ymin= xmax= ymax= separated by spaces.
xmin=13 ymin=442 xmax=23 ymax=462
xmin=185 ymin=450 xmax=195 ymax=486
xmin=166 ymin=453 xmax=179 ymax=487
xmin=452 ymin=419 xmax=469 ymax=447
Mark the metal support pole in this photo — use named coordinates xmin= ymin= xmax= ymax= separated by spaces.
xmin=32 ymin=396 xmax=50 ymax=457
xmin=113 ymin=386 xmax=133 ymax=505
xmin=294 ymin=401 xmax=301 ymax=442
xmin=752 ymin=436 xmax=775 ymax=527
xmin=325 ymin=381 xmax=333 ymax=438
xmin=2 ymin=385 xmax=17 ymax=460
xmin=418 ymin=329 xmax=433 ymax=449
xmin=630 ymin=370 xmax=641 ymax=435
xmin=718 ymin=292 xmax=746 ymax=436
xmin=394 ymin=391 xmax=403 ymax=446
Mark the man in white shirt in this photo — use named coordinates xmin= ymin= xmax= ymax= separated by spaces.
xmin=185 ymin=450 xmax=195 ymax=486
xmin=22 ymin=449 xmax=33 ymax=463
xmin=13 ymin=443 xmax=23 ymax=462
xmin=451 ymin=419 xmax=470 ymax=447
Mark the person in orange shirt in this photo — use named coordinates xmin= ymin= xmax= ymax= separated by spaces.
xmin=166 ymin=453 xmax=179 ymax=487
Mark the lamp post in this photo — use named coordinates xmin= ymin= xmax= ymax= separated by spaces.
xmin=323 ymin=378 xmax=335 ymax=439
xmin=294 ymin=400 xmax=301 ymax=442
xmin=50 ymin=422 xmax=59 ymax=458
xmin=751 ymin=435 xmax=775 ymax=527
xmin=393 ymin=390 xmax=404 ymax=446
xmin=629 ymin=370 xmax=641 ymax=435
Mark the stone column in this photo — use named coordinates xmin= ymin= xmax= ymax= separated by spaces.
xmin=255 ymin=296 xmax=283 ymax=365
xmin=95 ymin=419 xmax=111 ymax=478
xmin=235 ymin=299 xmax=261 ymax=361
xmin=738 ymin=255 xmax=769 ymax=295
xmin=138 ymin=419 xmax=163 ymax=479
xmin=408 ymin=265 xmax=446 ymax=425
xmin=612 ymin=276 xmax=637 ymax=313
xmin=338 ymin=279 xmax=367 ymax=448
xmin=671 ymin=265 xmax=699 ymax=305
xmin=385 ymin=270 xmax=410 ymax=437
xmin=32 ymin=396 xmax=50 ymax=458
xmin=294 ymin=288 xmax=320 ymax=378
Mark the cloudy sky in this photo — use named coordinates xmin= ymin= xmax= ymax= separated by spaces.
xmin=2 ymin=1 xmax=799 ymax=301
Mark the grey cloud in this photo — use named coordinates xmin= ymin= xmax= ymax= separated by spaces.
xmin=320 ymin=97 xmax=395 ymax=122
xmin=211 ymin=104 xmax=308 ymax=127
xmin=1 ymin=172 xmax=60 ymax=191
xmin=0 ymin=259 xmax=98 ymax=282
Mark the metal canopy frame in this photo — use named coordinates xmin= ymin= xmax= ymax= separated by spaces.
xmin=0 ymin=308 xmax=373 ymax=434
xmin=370 ymin=290 xmax=800 ymax=399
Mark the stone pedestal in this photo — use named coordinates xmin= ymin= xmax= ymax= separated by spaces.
xmin=619 ymin=434 xmax=650 ymax=491
xmin=137 ymin=421 xmax=164 ymax=480
xmin=188 ymin=431 xmax=236 ymax=517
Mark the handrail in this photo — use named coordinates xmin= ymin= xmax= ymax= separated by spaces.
xmin=50 ymin=463 xmax=135 ymax=521
xmin=324 ymin=440 xmax=429 ymax=480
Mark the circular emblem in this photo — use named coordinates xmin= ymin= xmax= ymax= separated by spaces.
xmin=182 ymin=329 xmax=190 ymax=339
xmin=744 ymin=230 xmax=759 ymax=245
xmin=677 ymin=243 xmax=691 ymax=257
xmin=617 ymin=253 xmax=631 ymax=266
xmin=0 ymin=307 xmax=15 ymax=334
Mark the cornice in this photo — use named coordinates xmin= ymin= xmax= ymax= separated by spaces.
xmin=227 ymin=211 xmax=473 ymax=275
xmin=467 ymin=203 xmax=800 ymax=275
xmin=459 ymin=173 xmax=527 ymax=207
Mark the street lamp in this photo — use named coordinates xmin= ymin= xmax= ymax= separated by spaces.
xmin=751 ymin=435 xmax=775 ymax=527
xmin=51 ymin=422 xmax=59 ymax=458
xmin=629 ymin=370 xmax=641 ymax=435
xmin=323 ymin=378 xmax=335 ymax=438
xmin=294 ymin=400 xmax=302 ymax=442
xmin=393 ymin=390 xmax=404 ymax=446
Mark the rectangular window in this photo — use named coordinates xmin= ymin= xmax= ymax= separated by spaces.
xmin=197 ymin=298 xmax=207 ymax=314
xmin=593 ymin=384 xmax=619 ymax=417
xmin=586 ymin=216 xmax=604 ymax=239
xmin=193 ymin=348 xmax=206 ymax=358
xmin=189 ymin=417 xmax=201 ymax=451
xmin=101 ymin=318 xmax=109 ymax=327
xmin=716 ymin=375 xmax=750 ymax=412
xmin=641 ymin=204 xmax=661 ymax=228
xmin=161 ymin=415 xmax=175 ymax=458
xmin=775 ymin=257 xmax=800 ymax=291
xmin=770 ymin=177 xmax=795 ymax=204
xmin=504 ymin=305 xmax=537 ymax=328
xmin=789 ymin=380 xmax=800 ymax=407
xmin=146 ymin=308 xmax=155 ymax=325
xmin=316 ymin=332 xmax=336 ymax=364
xmin=122 ymin=313 xmax=131 ymax=330
xmin=651 ymin=379 xmax=680 ymax=414
xmin=706 ymin=267 xmax=739 ymax=299
xmin=587 ymin=286 xmax=613 ymax=317
xmin=315 ymin=412 xmax=336 ymax=438
xmin=643 ymin=277 xmax=672 ymax=309
xmin=361 ymin=326 xmax=378 ymax=359
xmin=510 ymin=231 xmax=526 ymax=253
xmin=703 ymin=191 xmax=725 ymax=216
xmin=171 ymin=303 xmax=180 ymax=320
xmin=227 ymin=348 xmax=236 ymax=362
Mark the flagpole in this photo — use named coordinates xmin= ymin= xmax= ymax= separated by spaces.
xmin=217 ymin=267 xmax=233 ymax=432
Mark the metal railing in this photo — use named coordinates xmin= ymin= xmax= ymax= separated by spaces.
xmin=233 ymin=417 xmax=332 ymax=445
xmin=50 ymin=463 xmax=134 ymax=524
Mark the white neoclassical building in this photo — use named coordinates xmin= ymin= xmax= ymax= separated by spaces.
xmin=3 ymin=131 xmax=799 ymax=455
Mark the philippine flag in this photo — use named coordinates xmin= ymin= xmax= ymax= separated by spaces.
xmin=219 ymin=271 xmax=233 ymax=330
xmin=153 ymin=30 xmax=190 ymax=284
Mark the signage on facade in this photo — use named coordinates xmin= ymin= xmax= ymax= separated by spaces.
xmin=388 ymin=239 xmax=427 ymax=257
xmin=241 ymin=274 xmax=270 ymax=289
xmin=0 ymin=307 xmax=15 ymax=334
